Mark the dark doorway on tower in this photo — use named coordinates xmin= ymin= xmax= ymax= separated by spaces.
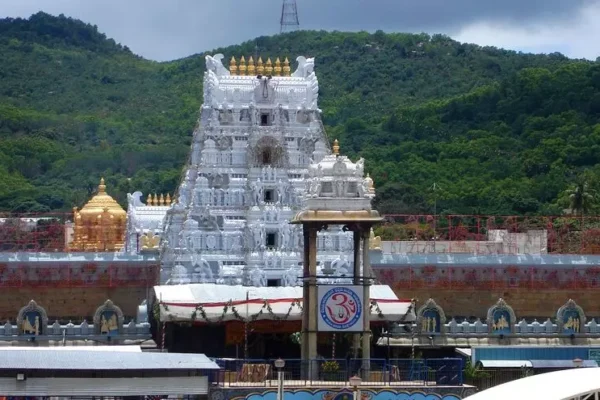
xmin=264 ymin=189 xmax=274 ymax=203
xmin=266 ymin=232 xmax=276 ymax=248
xmin=267 ymin=279 xmax=281 ymax=287
xmin=260 ymin=113 xmax=270 ymax=126
xmin=262 ymin=149 xmax=272 ymax=165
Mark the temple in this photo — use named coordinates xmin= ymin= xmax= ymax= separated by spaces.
xmin=69 ymin=178 xmax=126 ymax=252
xmin=152 ymin=54 xmax=354 ymax=286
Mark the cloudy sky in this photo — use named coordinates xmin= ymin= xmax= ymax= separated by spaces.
xmin=2 ymin=0 xmax=599 ymax=61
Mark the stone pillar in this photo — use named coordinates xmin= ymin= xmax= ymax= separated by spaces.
xmin=301 ymin=225 xmax=319 ymax=378
xmin=361 ymin=228 xmax=372 ymax=379
xmin=352 ymin=230 xmax=362 ymax=359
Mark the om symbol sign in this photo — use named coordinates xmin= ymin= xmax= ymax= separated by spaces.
xmin=319 ymin=287 xmax=362 ymax=330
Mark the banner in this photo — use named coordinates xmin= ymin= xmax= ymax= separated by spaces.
xmin=317 ymin=285 xmax=364 ymax=332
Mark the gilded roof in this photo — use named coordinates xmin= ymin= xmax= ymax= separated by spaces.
xmin=78 ymin=178 xmax=126 ymax=217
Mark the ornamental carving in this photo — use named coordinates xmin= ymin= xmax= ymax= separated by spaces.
xmin=417 ymin=298 xmax=447 ymax=334
xmin=486 ymin=298 xmax=516 ymax=335
xmin=17 ymin=300 xmax=48 ymax=336
xmin=557 ymin=299 xmax=586 ymax=334
xmin=250 ymin=136 xmax=287 ymax=168
xmin=93 ymin=299 xmax=124 ymax=336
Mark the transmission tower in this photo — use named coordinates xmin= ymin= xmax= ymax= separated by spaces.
xmin=280 ymin=0 xmax=300 ymax=33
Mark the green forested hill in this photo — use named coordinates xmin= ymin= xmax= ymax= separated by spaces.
xmin=0 ymin=12 xmax=597 ymax=215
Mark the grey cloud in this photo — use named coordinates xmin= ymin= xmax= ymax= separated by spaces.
xmin=0 ymin=0 xmax=594 ymax=60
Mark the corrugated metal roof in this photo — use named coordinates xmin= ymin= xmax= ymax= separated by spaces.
xmin=530 ymin=360 xmax=598 ymax=368
xmin=0 ymin=346 xmax=142 ymax=352
xmin=479 ymin=360 xmax=532 ymax=368
xmin=0 ymin=350 xmax=220 ymax=370
xmin=473 ymin=346 xmax=600 ymax=362
xmin=455 ymin=348 xmax=471 ymax=357
xmin=0 ymin=377 xmax=208 ymax=396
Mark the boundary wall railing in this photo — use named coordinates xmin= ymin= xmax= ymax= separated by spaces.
xmin=210 ymin=358 xmax=463 ymax=387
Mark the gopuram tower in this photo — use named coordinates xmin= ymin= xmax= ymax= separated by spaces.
xmin=160 ymin=55 xmax=354 ymax=286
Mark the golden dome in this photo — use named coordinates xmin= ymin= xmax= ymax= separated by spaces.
xmin=78 ymin=178 xmax=126 ymax=217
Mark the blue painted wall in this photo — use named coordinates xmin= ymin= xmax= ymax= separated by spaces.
xmin=473 ymin=346 xmax=600 ymax=362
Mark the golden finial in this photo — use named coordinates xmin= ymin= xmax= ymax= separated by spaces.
xmin=159 ymin=193 xmax=165 ymax=206
xmin=247 ymin=56 xmax=255 ymax=75
xmin=366 ymin=173 xmax=375 ymax=193
xmin=153 ymin=193 xmax=158 ymax=206
xmin=274 ymin=57 xmax=282 ymax=76
xmin=229 ymin=56 xmax=237 ymax=75
xmin=257 ymin=57 xmax=264 ymax=74
xmin=239 ymin=56 xmax=247 ymax=75
xmin=98 ymin=178 xmax=106 ymax=194
xmin=265 ymin=57 xmax=273 ymax=75
xmin=166 ymin=193 xmax=172 ymax=206
xmin=283 ymin=57 xmax=291 ymax=76
xmin=333 ymin=139 xmax=340 ymax=155
xmin=146 ymin=194 xmax=152 ymax=205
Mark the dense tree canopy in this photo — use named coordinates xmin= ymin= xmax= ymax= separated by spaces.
xmin=0 ymin=12 xmax=598 ymax=215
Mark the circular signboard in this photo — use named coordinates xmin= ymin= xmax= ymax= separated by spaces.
xmin=319 ymin=287 xmax=362 ymax=330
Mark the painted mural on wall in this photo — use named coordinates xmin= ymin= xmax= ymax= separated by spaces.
xmin=93 ymin=299 xmax=124 ymax=336
xmin=17 ymin=300 xmax=48 ymax=336
xmin=224 ymin=390 xmax=463 ymax=400
xmin=99 ymin=310 xmax=119 ymax=335
xmin=490 ymin=309 xmax=510 ymax=334
xmin=417 ymin=299 xmax=446 ymax=334
xmin=486 ymin=298 xmax=515 ymax=335
xmin=557 ymin=299 xmax=586 ymax=335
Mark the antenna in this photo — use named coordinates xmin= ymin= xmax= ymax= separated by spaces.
xmin=280 ymin=0 xmax=300 ymax=33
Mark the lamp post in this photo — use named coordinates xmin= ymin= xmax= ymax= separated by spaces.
xmin=275 ymin=358 xmax=285 ymax=400
xmin=573 ymin=358 xmax=584 ymax=368
xmin=349 ymin=375 xmax=362 ymax=400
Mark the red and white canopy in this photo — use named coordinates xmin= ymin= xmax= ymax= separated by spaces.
xmin=154 ymin=284 xmax=415 ymax=323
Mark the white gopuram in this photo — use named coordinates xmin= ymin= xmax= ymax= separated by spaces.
xmin=158 ymin=54 xmax=354 ymax=286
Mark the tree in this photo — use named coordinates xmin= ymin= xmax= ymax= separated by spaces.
xmin=560 ymin=181 xmax=596 ymax=216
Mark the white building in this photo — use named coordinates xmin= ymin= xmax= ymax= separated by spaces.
xmin=128 ymin=54 xmax=355 ymax=287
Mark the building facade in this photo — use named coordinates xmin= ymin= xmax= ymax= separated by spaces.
xmin=157 ymin=54 xmax=354 ymax=286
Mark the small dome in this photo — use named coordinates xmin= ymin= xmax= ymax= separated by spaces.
xmin=78 ymin=178 xmax=126 ymax=218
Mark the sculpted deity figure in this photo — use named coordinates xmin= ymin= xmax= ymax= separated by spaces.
xmin=251 ymin=179 xmax=264 ymax=205
xmin=335 ymin=180 xmax=344 ymax=197
xmin=282 ymin=267 xmax=300 ymax=287
xmin=309 ymin=179 xmax=321 ymax=197
xmin=250 ymin=267 xmax=267 ymax=287
xmin=361 ymin=179 xmax=370 ymax=198
xmin=280 ymin=223 xmax=291 ymax=250
xmin=277 ymin=179 xmax=286 ymax=203
xmin=324 ymin=234 xmax=333 ymax=251
xmin=356 ymin=158 xmax=365 ymax=177
xmin=252 ymin=226 xmax=262 ymax=250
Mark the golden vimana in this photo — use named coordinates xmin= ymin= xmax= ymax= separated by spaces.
xmin=229 ymin=56 xmax=292 ymax=76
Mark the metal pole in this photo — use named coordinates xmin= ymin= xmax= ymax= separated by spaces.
xmin=277 ymin=369 xmax=283 ymax=400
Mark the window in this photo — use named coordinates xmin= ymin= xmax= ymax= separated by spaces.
xmin=266 ymin=232 xmax=276 ymax=247
xmin=347 ymin=182 xmax=357 ymax=196
xmin=264 ymin=189 xmax=274 ymax=203
xmin=321 ymin=182 xmax=333 ymax=194
xmin=260 ymin=114 xmax=270 ymax=126
xmin=267 ymin=279 xmax=281 ymax=287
